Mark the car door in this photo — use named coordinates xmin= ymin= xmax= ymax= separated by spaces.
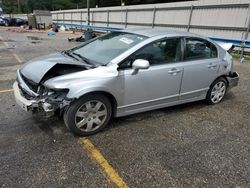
xmin=118 ymin=37 xmax=183 ymax=115
xmin=180 ymin=37 xmax=219 ymax=100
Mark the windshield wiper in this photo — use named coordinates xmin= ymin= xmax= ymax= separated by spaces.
xmin=72 ymin=52 xmax=97 ymax=67
xmin=62 ymin=50 xmax=78 ymax=61
xmin=62 ymin=50 xmax=96 ymax=68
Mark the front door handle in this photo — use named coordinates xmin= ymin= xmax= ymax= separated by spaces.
xmin=168 ymin=68 xmax=182 ymax=75
xmin=207 ymin=63 xmax=217 ymax=69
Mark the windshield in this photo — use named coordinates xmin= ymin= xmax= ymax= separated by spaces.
xmin=73 ymin=32 xmax=147 ymax=65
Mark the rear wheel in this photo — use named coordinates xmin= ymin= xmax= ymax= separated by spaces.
xmin=64 ymin=94 xmax=112 ymax=136
xmin=206 ymin=78 xmax=227 ymax=104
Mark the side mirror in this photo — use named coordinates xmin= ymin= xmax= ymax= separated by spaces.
xmin=132 ymin=59 xmax=150 ymax=75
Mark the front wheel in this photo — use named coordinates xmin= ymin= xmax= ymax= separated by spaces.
xmin=64 ymin=94 xmax=112 ymax=136
xmin=206 ymin=78 xmax=227 ymax=104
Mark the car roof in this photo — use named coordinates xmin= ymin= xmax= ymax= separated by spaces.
xmin=121 ymin=28 xmax=204 ymax=38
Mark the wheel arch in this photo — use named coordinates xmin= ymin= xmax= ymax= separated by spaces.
xmin=77 ymin=91 xmax=118 ymax=117
xmin=220 ymin=75 xmax=229 ymax=87
xmin=205 ymin=76 xmax=228 ymax=104
xmin=212 ymin=75 xmax=229 ymax=87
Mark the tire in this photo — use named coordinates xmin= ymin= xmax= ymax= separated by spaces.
xmin=64 ymin=94 xmax=112 ymax=136
xmin=205 ymin=77 xmax=227 ymax=105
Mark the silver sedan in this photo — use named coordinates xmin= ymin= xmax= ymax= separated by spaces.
xmin=13 ymin=29 xmax=239 ymax=135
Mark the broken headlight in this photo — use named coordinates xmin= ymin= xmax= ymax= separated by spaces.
xmin=39 ymin=86 xmax=69 ymax=104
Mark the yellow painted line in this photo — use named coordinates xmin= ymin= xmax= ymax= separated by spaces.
xmin=3 ymin=41 xmax=9 ymax=48
xmin=0 ymin=36 xmax=9 ymax=48
xmin=0 ymin=36 xmax=22 ymax=64
xmin=79 ymin=138 xmax=129 ymax=188
xmin=12 ymin=53 xmax=22 ymax=64
xmin=0 ymin=89 xmax=14 ymax=93
xmin=0 ymin=56 xmax=17 ymax=59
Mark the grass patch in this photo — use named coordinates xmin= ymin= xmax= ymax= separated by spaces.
xmin=231 ymin=50 xmax=250 ymax=63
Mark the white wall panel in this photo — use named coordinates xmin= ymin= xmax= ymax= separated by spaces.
xmin=50 ymin=0 xmax=250 ymax=40
xmin=93 ymin=12 xmax=107 ymax=22
xmin=155 ymin=9 xmax=189 ymax=25
xmin=127 ymin=10 xmax=153 ymax=24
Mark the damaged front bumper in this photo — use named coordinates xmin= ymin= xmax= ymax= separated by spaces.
xmin=13 ymin=81 xmax=38 ymax=111
xmin=13 ymin=81 xmax=55 ymax=115
xmin=13 ymin=81 xmax=70 ymax=116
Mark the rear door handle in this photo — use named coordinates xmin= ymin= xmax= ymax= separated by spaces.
xmin=207 ymin=63 xmax=217 ymax=69
xmin=168 ymin=68 xmax=182 ymax=75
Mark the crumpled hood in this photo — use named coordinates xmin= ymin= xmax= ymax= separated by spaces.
xmin=44 ymin=63 xmax=119 ymax=90
xmin=20 ymin=52 xmax=87 ymax=83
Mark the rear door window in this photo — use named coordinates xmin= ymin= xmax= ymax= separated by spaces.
xmin=184 ymin=38 xmax=217 ymax=61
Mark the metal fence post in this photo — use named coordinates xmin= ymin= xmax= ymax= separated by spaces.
xmin=71 ymin=12 xmax=73 ymax=24
xmin=87 ymin=0 xmax=90 ymax=25
xmin=92 ymin=11 xmax=94 ymax=25
xmin=57 ymin=13 xmax=58 ymax=24
xmin=245 ymin=6 xmax=250 ymax=40
xmin=187 ymin=5 xmax=194 ymax=32
xmin=125 ymin=9 xmax=128 ymax=28
xmin=107 ymin=10 xmax=109 ymax=27
xmin=80 ymin=11 xmax=83 ymax=25
xmin=63 ymin=12 xmax=65 ymax=24
xmin=240 ymin=4 xmax=250 ymax=62
xmin=152 ymin=7 xmax=156 ymax=28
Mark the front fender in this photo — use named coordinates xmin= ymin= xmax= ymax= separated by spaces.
xmin=67 ymin=85 xmax=116 ymax=99
xmin=52 ymin=75 xmax=123 ymax=106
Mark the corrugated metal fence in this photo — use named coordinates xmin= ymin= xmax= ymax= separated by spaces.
xmin=51 ymin=0 xmax=250 ymax=41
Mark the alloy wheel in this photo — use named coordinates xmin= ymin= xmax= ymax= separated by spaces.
xmin=75 ymin=100 xmax=108 ymax=132
xmin=210 ymin=81 xmax=226 ymax=103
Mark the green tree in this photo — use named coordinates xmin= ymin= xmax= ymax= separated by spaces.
xmin=2 ymin=0 xmax=17 ymax=14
